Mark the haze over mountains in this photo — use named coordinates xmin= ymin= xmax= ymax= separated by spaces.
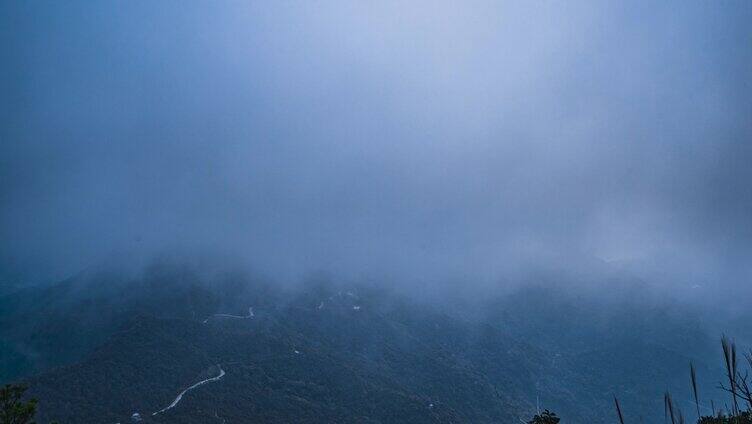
xmin=3 ymin=1 xmax=751 ymax=292
xmin=0 ymin=257 xmax=740 ymax=423
xmin=1 ymin=1 xmax=751 ymax=423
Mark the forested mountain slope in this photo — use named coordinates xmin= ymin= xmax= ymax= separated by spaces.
xmin=0 ymin=264 xmax=730 ymax=423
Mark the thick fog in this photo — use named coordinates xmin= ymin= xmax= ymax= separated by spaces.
xmin=2 ymin=2 xmax=751 ymax=298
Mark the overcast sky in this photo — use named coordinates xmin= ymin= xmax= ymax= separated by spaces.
xmin=2 ymin=1 xmax=751 ymax=294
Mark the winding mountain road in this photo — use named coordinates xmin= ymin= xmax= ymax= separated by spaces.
xmin=152 ymin=365 xmax=226 ymax=416
xmin=203 ymin=307 xmax=254 ymax=323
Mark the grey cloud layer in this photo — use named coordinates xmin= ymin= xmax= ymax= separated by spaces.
xmin=2 ymin=1 xmax=751 ymax=291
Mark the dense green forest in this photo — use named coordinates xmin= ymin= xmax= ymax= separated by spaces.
xmin=1 ymin=264 xmax=749 ymax=423
xmin=4 ymin=335 xmax=750 ymax=424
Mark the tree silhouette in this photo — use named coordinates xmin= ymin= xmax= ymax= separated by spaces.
xmin=1 ymin=384 xmax=37 ymax=424
xmin=528 ymin=409 xmax=560 ymax=424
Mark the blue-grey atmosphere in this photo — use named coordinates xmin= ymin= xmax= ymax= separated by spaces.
xmin=2 ymin=1 xmax=751 ymax=296
xmin=3 ymin=3 xmax=752 ymax=424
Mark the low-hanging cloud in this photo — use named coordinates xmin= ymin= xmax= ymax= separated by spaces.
xmin=1 ymin=1 xmax=751 ymax=295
